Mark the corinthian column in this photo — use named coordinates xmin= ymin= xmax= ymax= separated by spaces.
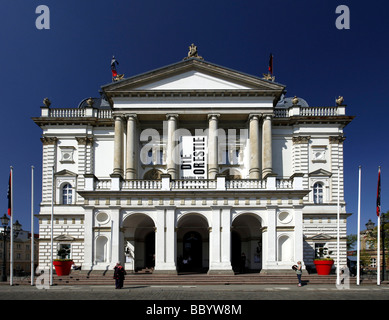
xmin=249 ymin=114 xmax=261 ymax=179
xmin=166 ymin=114 xmax=178 ymax=179
xmin=126 ymin=114 xmax=137 ymax=179
xmin=208 ymin=114 xmax=220 ymax=179
xmin=112 ymin=115 xmax=124 ymax=176
xmin=262 ymin=114 xmax=273 ymax=178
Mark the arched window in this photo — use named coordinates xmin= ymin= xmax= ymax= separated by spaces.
xmin=313 ymin=182 xmax=324 ymax=204
xmin=62 ymin=183 xmax=73 ymax=204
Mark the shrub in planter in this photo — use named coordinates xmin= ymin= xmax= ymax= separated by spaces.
xmin=53 ymin=247 xmax=73 ymax=276
xmin=314 ymin=247 xmax=334 ymax=275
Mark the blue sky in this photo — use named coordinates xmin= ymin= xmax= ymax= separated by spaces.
xmin=0 ymin=0 xmax=388 ymax=237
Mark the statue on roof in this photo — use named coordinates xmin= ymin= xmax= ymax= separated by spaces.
xmin=184 ymin=43 xmax=203 ymax=60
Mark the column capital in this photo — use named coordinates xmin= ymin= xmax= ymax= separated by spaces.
xmin=207 ymin=113 xmax=220 ymax=120
xmin=166 ymin=113 xmax=179 ymax=120
xmin=40 ymin=136 xmax=58 ymax=145
xmin=126 ymin=113 xmax=138 ymax=120
xmin=113 ymin=114 xmax=125 ymax=121
xmin=248 ymin=114 xmax=261 ymax=121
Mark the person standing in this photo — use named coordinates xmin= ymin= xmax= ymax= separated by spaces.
xmin=293 ymin=261 xmax=303 ymax=286
xmin=113 ymin=262 xmax=126 ymax=289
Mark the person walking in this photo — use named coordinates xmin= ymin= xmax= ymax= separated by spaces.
xmin=113 ymin=262 xmax=126 ymax=289
xmin=293 ymin=261 xmax=303 ymax=286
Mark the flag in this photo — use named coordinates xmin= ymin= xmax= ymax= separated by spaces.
xmin=376 ymin=167 xmax=381 ymax=216
xmin=268 ymin=53 xmax=273 ymax=75
xmin=111 ymin=56 xmax=119 ymax=77
xmin=7 ymin=171 xmax=11 ymax=216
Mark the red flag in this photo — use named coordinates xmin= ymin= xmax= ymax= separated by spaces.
xmin=377 ymin=167 xmax=381 ymax=216
xmin=7 ymin=171 xmax=11 ymax=216
xmin=268 ymin=53 xmax=273 ymax=75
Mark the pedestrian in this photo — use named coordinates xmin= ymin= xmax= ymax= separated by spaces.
xmin=292 ymin=261 xmax=303 ymax=286
xmin=113 ymin=262 xmax=126 ymax=289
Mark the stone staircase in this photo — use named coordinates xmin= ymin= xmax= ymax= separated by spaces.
xmin=49 ymin=270 xmax=374 ymax=286
xmin=5 ymin=270 xmax=377 ymax=286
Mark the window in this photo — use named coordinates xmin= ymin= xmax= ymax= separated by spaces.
xmin=313 ymin=182 xmax=324 ymax=204
xmin=62 ymin=183 xmax=73 ymax=204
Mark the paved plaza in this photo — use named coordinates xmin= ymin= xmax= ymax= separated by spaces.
xmin=1 ymin=283 xmax=386 ymax=318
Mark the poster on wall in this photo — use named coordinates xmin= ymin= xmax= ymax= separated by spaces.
xmin=180 ymin=136 xmax=208 ymax=179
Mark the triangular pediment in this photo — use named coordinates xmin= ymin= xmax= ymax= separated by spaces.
xmin=309 ymin=169 xmax=332 ymax=177
xmin=102 ymin=58 xmax=285 ymax=97
xmin=310 ymin=233 xmax=332 ymax=240
xmin=54 ymin=234 xmax=75 ymax=241
xmin=55 ymin=169 xmax=77 ymax=177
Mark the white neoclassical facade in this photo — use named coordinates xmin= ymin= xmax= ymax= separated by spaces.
xmin=33 ymin=54 xmax=354 ymax=274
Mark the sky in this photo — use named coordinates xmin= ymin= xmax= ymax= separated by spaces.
xmin=0 ymin=0 xmax=388 ymax=238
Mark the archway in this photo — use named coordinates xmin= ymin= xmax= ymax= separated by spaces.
xmin=176 ymin=213 xmax=209 ymax=273
xmin=122 ymin=213 xmax=155 ymax=272
xmin=231 ymin=213 xmax=262 ymax=273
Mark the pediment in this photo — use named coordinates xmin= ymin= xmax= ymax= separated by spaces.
xmin=309 ymin=169 xmax=332 ymax=177
xmin=55 ymin=169 xmax=78 ymax=177
xmin=54 ymin=234 xmax=75 ymax=241
xmin=310 ymin=233 xmax=332 ymax=241
xmin=102 ymin=58 xmax=285 ymax=97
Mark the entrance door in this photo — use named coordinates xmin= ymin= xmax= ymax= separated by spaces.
xmin=145 ymin=232 xmax=155 ymax=269
xmin=182 ymin=231 xmax=202 ymax=270
xmin=231 ymin=231 xmax=241 ymax=272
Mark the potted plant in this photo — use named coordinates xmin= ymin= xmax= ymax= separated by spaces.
xmin=53 ymin=247 xmax=73 ymax=276
xmin=314 ymin=247 xmax=334 ymax=275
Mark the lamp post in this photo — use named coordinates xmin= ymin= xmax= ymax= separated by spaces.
xmin=1 ymin=214 xmax=10 ymax=282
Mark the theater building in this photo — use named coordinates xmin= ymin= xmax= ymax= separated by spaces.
xmin=33 ymin=50 xmax=353 ymax=274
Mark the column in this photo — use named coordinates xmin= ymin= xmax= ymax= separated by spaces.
xmin=166 ymin=114 xmax=178 ymax=179
xmin=208 ymin=114 xmax=220 ymax=179
xmin=208 ymin=206 xmax=234 ymax=274
xmin=249 ymin=114 xmax=261 ymax=179
xmin=262 ymin=114 xmax=273 ymax=178
xmin=82 ymin=208 xmax=94 ymax=270
xmin=154 ymin=206 xmax=177 ymax=274
xmin=113 ymin=115 xmax=124 ymax=176
xmin=263 ymin=206 xmax=277 ymax=270
xmin=294 ymin=207 xmax=304 ymax=265
xmin=126 ymin=114 xmax=137 ymax=179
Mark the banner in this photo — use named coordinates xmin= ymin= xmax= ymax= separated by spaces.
xmin=180 ymin=136 xmax=207 ymax=179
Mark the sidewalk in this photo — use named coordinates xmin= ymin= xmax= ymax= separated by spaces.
xmin=0 ymin=283 xmax=388 ymax=300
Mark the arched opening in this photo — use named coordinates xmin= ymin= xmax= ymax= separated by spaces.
xmin=177 ymin=213 xmax=209 ymax=273
xmin=231 ymin=213 xmax=262 ymax=273
xmin=122 ymin=213 xmax=155 ymax=272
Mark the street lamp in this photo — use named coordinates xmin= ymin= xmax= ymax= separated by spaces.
xmin=1 ymin=215 xmax=22 ymax=282
xmin=1 ymin=214 xmax=10 ymax=282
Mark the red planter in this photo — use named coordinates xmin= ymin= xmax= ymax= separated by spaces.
xmin=53 ymin=260 xmax=73 ymax=276
xmin=314 ymin=260 xmax=334 ymax=275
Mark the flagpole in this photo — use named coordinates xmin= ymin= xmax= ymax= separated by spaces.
xmin=377 ymin=166 xmax=381 ymax=286
xmin=50 ymin=166 xmax=54 ymax=286
xmin=9 ymin=167 xmax=13 ymax=286
xmin=336 ymin=166 xmax=340 ymax=286
xmin=31 ymin=166 xmax=34 ymax=286
xmin=357 ymin=166 xmax=361 ymax=285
